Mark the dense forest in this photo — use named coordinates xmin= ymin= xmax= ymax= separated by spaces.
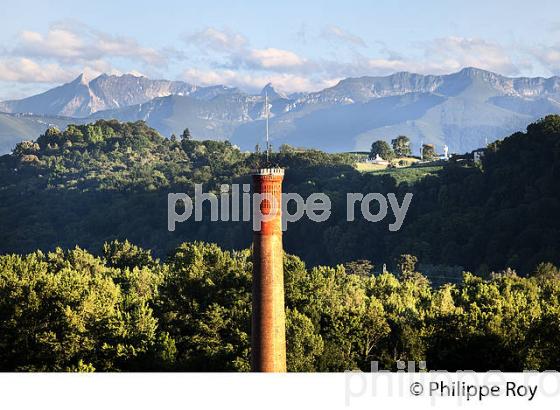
xmin=1 ymin=117 xmax=560 ymax=371
xmin=1 ymin=240 xmax=560 ymax=371
xmin=1 ymin=116 xmax=559 ymax=278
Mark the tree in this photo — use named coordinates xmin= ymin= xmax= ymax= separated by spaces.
xmin=1 ymin=238 xmax=560 ymax=372
xmin=2 ymin=117 xmax=560 ymax=282
xmin=181 ymin=128 xmax=192 ymax=140
xmin=396 ymin=254 xmax=418 ymax=277
xmin=421 ymin=144 xmax=437 ymax=161
xmin=370 ymin=140 xmax=395 ymax=160
xmin=13 ymin=141 xmax=40 ymax=158
xmin=279 ymin=144 xmax=296 ymax=153
xmin=37 ymin=127 xmax=62 ymax=149
xmin=391 ymin=136 xmax=411 ymax=157
xmin=0 ymin=247 xmax=167 ymax=371
xmin=157 ymin=242 xmax=252 ymax=371
xmin=103 ymin=240 xmax=156 ymax=270
xmin=344 ymin=260 xmax=374 ymax=277
xmin=531 ymin=262 xmax=560 ymax=281
xmin=285 ymin=308 xmax=324 ymax=371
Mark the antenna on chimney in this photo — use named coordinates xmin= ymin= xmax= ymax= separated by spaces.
xmin=265 ymin=91 xmax=270 ymax=163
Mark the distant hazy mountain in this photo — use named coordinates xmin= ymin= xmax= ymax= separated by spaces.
xmin=0 ymin=74 xmax=197 ymax=118
xmin=232 ymin=68 xmax=560 ymax=153
xmin=2 ymin=68 xmax=560 ymax=154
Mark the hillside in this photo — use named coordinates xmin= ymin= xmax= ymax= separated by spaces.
xmin=1 ymin=117 xmax=559 ymax=275
xmin=89 ymin=92 xmax=258 ymax=141
xmin=1 ymin=117 xmax=559 ymax=372
xmin=0 ymin=112 xmax=78 ymax=154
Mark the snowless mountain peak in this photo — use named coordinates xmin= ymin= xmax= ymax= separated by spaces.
xmin=260 ymin=83 xmax=287 ymax=100
xmin=70 ymin=73 xmax=89 ymax=85
xmin=0 ymin=74 xmax=197 ymax=118
xmin=2 ymin=67 xmax=560 ymax=155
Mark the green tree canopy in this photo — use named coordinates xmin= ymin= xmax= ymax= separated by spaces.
xmin=370 ymin=140 xmax=395 ymax=160
xmin=391 ymin=135 xmax=412 ymax=157
xmin=0 ymin=241 xmax=560 ymax=372
xmin=421 ymin=144 xmax=437 ymax=161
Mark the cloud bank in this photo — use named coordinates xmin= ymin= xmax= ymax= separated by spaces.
xmin=0 ymin=22 xmax=165 ymax=86
xmin=0 ymin=21 xmax=557 ymax=99
xmin=180 ymin=26 xmax=532 ymax=94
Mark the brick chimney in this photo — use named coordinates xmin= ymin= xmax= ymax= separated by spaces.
xmin=251 ymin=167 xmax=286 ymax=372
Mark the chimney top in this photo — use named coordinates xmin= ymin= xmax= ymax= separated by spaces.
xmin=252 ymin=168 xmax=284 ymax=176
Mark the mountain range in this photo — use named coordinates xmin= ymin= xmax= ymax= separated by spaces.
xmin=1 ymin=67 xmax=560 ymax=154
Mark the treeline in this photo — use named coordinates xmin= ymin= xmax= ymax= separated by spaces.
xmin=1 ymin=240 xmax=559 ymax=372
xmin=1 ymin=117 xmax=559 ymax=277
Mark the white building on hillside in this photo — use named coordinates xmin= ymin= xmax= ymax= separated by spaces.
xmin=367 ymin=154 xmax=390 ymax=165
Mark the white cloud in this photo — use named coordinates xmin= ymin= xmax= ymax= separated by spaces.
xmin=182 ymin=25 xmax=529 ymax=93
xmin=0 ymin=20 xmax=546 ymax=97
xmin=14 ymin=23 xmax=163 ymax=65
xmin=532 ymin=44 xmax=560 ymax=75
xmin=0 ymin=56 xmax=142 ymax=86
xmin=322 ymin=25 xmax=366 ymax=47
xmin=0 ymin=58 xmax=71 ymax=83
xmin=186 ymin=27 xmax=312 ymax=74
xmin=178 ymin=33 xmax=532 ymax=93
xmin=185 ymin=27 xmax=247 ymax=52
xmin=421 ymin=37 xmax=520 ymax=75
xmin=330 ymin=37 xmax=522 ymax=77
xmin=0 ymin=22 xmax=165 ymax=88
xmin=182 ymin=68 xmax=338 ymax=94
xmin=244 ymin=48 xmax=306 ymax=69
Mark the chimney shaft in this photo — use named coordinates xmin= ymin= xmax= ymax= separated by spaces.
xmin=251 ymin=168 xmax=286 ymax=372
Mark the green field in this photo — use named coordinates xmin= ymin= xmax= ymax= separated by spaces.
xmin=356 ymin=163 xmax=443 ymax=184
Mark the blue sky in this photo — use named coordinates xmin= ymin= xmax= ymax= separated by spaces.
xmin=1 ymin=0 xmax=559 ymax=99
